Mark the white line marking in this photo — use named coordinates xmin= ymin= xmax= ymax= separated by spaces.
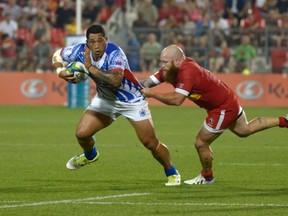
xmin=2 ymin=196 xmax=287 ymax=209
xmin=0 ymin=193 xmax=150 ymax=209
xmin=79 ymin=201 xmax=288 ymax=208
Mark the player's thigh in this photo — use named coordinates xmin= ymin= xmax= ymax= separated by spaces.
xmin=129 ymin=119 xmax=158 ymax=145
xmin=76 ymin=109 xmax=114 ymax=137
xmin=229 ymin=111 xmax=250 ymax=135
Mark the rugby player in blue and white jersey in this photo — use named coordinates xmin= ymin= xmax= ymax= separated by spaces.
xmin=52 ymin=24 xmax=180 ymax=186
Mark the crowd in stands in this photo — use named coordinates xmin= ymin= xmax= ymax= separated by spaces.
xmin=0 ymin=0 xmax=288 ymax=74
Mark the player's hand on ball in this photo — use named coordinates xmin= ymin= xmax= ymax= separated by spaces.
xmin=58 ymin=69 xmax=77 ymax=83
xmin=141 ymin=88 xmax=153 ymax=98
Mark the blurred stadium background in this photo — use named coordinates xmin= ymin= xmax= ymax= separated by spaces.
xmin=0 ymin=0 xmax=287 ymax=107
xmin=0 ymin=0 xmax=288 ymax=74
xmin=1 ymin=2 xmax=288 ymax=214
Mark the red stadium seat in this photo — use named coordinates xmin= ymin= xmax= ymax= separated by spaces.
xmin=17 ymin=28 xmax=35 ymax=45
xmin=100 ymin=7 xmax=112 ymax=23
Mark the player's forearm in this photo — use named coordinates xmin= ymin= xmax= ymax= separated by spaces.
xmin=138 ymin=77 xmax=157 ymax=88
xmin=52 ymin=49 xmax=67 ymax=76
xmin=87 ymin=65 xmax=122 ymax=87
xmin=150 ymin=92 xmax=184 ymax=106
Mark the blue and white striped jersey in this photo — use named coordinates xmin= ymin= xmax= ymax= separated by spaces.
xmin=60 ymin=42 xmax=144 ymax=103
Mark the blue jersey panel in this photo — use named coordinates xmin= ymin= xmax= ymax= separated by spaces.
xmin=61 ymin=44 xmax=86 ymax=64
xmin=61 ymin=42 xmax=144 ymax=103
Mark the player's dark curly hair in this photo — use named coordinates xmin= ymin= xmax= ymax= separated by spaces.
xmin=86 ymin=25 xmax=106 ymax=39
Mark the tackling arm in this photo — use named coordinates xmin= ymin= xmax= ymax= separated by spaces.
xmin=141 ymin=88 xmax=186 ymax=106
xmin=138 ymin=77 xmax=158 ymax=88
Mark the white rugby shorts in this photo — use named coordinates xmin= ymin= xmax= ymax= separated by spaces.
xmin=87 ymin=95 xmax=151 ymax=121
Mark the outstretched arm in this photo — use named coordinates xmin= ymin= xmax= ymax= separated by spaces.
xmin=141 ymin=88 xmax=186 ymax=106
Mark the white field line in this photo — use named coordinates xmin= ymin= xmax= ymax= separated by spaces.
xmin=74 ymin=201 xmax=288 ymax=208
xmin=0 ymin=193 xmax=150 ymax=209
xmin=1 ymin=195 xmax=287 ymax=209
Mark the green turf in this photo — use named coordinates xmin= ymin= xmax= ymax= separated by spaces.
xmin=0 ymin=106 xmax=287 ymax=215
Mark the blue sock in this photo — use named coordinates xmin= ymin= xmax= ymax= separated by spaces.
xmin=84 ymin=146 xmax=97 ymax=160
xmin=165 ymin=164 xmax=177 ymax=176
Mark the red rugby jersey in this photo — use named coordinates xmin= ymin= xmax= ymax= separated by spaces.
xmin=152 ymin=58 xmax=237 ymax=110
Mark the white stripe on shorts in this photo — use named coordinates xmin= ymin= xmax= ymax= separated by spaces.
xmin=216 ymin=109 xmax=225 ymax=130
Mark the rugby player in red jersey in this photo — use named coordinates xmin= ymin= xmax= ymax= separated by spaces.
xmin=140 ymin=45 xmax=288 ymax=185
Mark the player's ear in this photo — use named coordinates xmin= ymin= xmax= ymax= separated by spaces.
xmin=174 ymin=58 xmax=180 ymax=66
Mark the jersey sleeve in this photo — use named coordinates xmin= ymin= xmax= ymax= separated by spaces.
xmin=175 ymin=63 xmax=198 ymax=96
xmin=150 ymin=69 xmax=165 ymax=84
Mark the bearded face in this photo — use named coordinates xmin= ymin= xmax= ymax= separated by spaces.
xmin=163 ymin=61 xmax=179 ymax=84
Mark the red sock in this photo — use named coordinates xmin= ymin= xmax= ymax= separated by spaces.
xmin=201 ymin=169 xmax=214 ymax=181
xmin=279 ymin=117 xmax=288 ymax=128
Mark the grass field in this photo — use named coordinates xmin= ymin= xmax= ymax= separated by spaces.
xmin=0 ymin=105 xmax=287 ymax=216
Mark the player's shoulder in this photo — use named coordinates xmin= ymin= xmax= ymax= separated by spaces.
xmin=152 ymin=68 xmax=164 ymax=81
xmin=106 ymin=42 xmax=123 ymax=55
xmin=63 ymin=43 xmax=86 ymax=53
xmin=61 ymin=43 xmax=86 ymax=62
xmin=73 ymin=43 xmax=86 ymax=52
xmin=182 ymin=57 xmax=203 ymax=71
xmin=183 ymin=57 xmax=197 ymax=66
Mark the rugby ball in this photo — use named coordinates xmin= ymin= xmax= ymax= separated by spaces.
xmin=66 ymin=61 xmax=89 ymax=83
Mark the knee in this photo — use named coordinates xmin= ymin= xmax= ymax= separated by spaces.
xmin=75 ymin=128 xmax=90 ymax=141
xmin=194 ymin=141 xmax=204 ymax=151
xmin=194 ymin=138 xmax=210 ymax=151
xmin=142 ymin=137 xmax=159 ymax=151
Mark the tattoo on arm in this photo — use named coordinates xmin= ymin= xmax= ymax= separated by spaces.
xmin=89 ymin=66 xmax=123 ymax=87
xmin=139 ymin=77 xmax=157 ymax=88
